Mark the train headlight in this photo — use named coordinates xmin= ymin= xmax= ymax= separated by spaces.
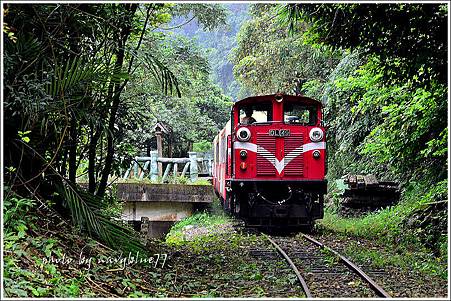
xmin=309 ymin=127 xmax=324 ymax=142
xmin=313 ymin=150 xmax=321 ymax=159
xmin=240 ymin=150 xmax=247 ymax=159
xmin=237 ymin=127 xmax=251 ymax=142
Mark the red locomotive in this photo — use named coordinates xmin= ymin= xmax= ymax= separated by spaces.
xmin=212 ymin=94 xmax=326 ymax=230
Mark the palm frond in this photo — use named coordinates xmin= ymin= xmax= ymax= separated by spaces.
xmin=57 ymin=181 xmax=146 ymax=254
xmin=4 ymin=34 xmax=42 ymax=77
xmin=277 ymin=4 xmax=303 ymax=35
xmin=143 ymin=52 xmax=181 ymax=97
xmin=45 ymin=57 xmax=128 ymax=98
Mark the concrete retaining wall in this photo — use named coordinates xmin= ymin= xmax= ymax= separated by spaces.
xmin=117 ymin=183 xmax=214 ymax=226
xmin=117 ymin=183 xmax=214 ymax=204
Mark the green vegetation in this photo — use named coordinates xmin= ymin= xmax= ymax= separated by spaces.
xmin=3 ymin=4 xmax=233 ymax=296
xmin=193 ymin=141 xmax=213 ymax=153
xmin=3 ymin=3 xmax=230 ymax=251
xmin=321 ymin=181 xmax=447 ymax=239
xmin=345 ymin=242 xmax=446 ymax=279
xmin=163 ymin=207 xmax=306 ymax=297
xmin=165 ymin=208 xmax=232 ymax=247
xmin=2 ymin=2 xmax=448 ymax=297
xmin=232 ymin=2 xmax=448 ymax=281
xmin=319 ymin=180 xmax=448 ymax=278
xmin=169 ymin=212 xmax=229 ymax=232
xmin=170 ymin=4 xmax=250 ymax=99
xmin=4 ymin=195 xmax=85 ymax=297
xmin=3 ymin=194 xmax=167 ymax=298
xmin=319 ymin=248 xmax=340 ymax=266
xmin=231 ymin=4 xmax=340 ymax=98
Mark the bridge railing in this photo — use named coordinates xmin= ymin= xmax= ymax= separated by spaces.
xmin=123 ymin=151 xmax=212 ymax=183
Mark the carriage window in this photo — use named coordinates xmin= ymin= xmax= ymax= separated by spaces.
xmin=215 ymin=140 xmax=219 ymax=162
xmin=239 ymin=103 xmax=272 ymax=124
xmin=284 ymin=103 xmax=317 ymax=125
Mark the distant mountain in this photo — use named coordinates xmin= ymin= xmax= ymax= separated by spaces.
xmin=169 ymin=4 xmax=249 ymax=100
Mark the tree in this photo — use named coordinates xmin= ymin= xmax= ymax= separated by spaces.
xmin=230 ymin=4 xmax=340 ymax=98
xmin=168 ymin=4 xmax=250 ymax=99
xmin=121 ymin=34 xmax=231 ymax=158
xmin=276 ymin=3 xmax=448 ymax=185
xmin=3 ymin=2 xmax=229 ymax=251
xmin=280 ymin=3 xmax=448 ymax=84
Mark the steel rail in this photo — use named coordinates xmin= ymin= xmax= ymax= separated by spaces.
xmin=301 ymin=233 xmax=391 ymax=298
xmin=264 ymin=234 xmax=312 ymax=298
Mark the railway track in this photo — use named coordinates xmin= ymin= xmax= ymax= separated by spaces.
xmin=252 ymin=233 xmax=391 ymax=298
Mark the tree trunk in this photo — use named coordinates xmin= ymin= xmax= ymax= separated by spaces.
xmin=88 ymin=122 xmax=101 ymax=194
xmin=97 ymin=4 xmax=138 ymax=197
xmin=68 ymin=112 xmax=78 ymax=184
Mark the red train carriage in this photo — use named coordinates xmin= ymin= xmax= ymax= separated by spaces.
xmin=212 ymin=94 xmax=327 ymax=230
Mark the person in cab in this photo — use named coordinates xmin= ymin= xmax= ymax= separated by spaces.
xmin=241 ymin=107 xmax=256 ymax=124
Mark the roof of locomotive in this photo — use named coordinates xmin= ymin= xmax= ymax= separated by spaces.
xmin=233 ymin=94 xmax=322 ymax=107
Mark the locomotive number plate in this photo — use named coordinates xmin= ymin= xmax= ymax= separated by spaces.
xmin=269 ymin=129 xmax=291 ymax=137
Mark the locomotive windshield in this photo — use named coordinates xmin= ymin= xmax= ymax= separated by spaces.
xmin=284 ymin=103 xmax=317 ymax=125
xmin=239 ymin=102 xmax=272 ymax=124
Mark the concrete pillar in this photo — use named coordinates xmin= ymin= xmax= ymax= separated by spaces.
xmin=173 ymin=163 xmax=178 ymax=178
xmin=181 ymin=162 xmax=190 ymax=178
xmin=139 ymin=161 xmax=150 ymax=180
xmin=206 ymin=153 xmax=213 ymax=176
xmin=150 ymin=151 xmax=158 ymax=182
xmin=188 ymin=152 xmax=198 ymax=182
xmin=155 ymin=130 xmax=163 ymax=176
xmin=162 ymin=163 xmax=172 ymax=183
xmin=123 ymin=163 xmax=133 ymax=179
xmin=140 ymin=217 xmax=150 ymax=242
xmin=133 ymin=159 xmax=139 ymax=179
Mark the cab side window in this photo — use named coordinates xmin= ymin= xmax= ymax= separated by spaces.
xmin=239 ymin=103 xmax=273 ymax=124
xmin=284 ymin=103 xmax=317 ymax=125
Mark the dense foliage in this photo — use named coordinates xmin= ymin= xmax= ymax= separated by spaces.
xmin=282 ymin=3 xmax=448 ymax=83
xmin=232 ymin=3 xmax=448 ymax=253
xmin=231 ymin=4 xmax=341 ymax=98
xmin=232 ymin=3 xmax=447 ymax=185
xmin=280 ymin=3 xmax=448 ymax=184
xmin=122 ymin=34 xmax=231 ymax=157
xmin=2 ymin=3 xmax=448 ymax=297
xmin=3 ymin=3 xmax=230 ymax=250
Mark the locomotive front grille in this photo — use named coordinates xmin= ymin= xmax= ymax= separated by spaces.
xmin=284 ymin=133 xmax=304 ymax=176
xmin=257 ymin=134 xmax=276 ymax=175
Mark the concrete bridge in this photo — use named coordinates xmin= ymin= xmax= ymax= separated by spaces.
xmin=118 ymin=151 xmax=215 ymax=238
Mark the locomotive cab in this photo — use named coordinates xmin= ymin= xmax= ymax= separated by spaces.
xmin=213 ymin=94 xmax=327 ymax=231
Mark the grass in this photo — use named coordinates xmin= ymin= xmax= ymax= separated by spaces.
xmin=319 ymin=203 xmax=411 ymax=240
xmin=164 ymin=199 xmax=233 ymax=247
xmin=318 ymin=180 xmax=448 ymax=279
xmin=168 ymin=211 xmax=230 ymax=234
xmin=320 ymin=247 xmax=340 ymax=266
xmin=344 ymin=242 xmax=447 ymax=279
xmin=159 ymin=202 xmax=307 ymax=297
